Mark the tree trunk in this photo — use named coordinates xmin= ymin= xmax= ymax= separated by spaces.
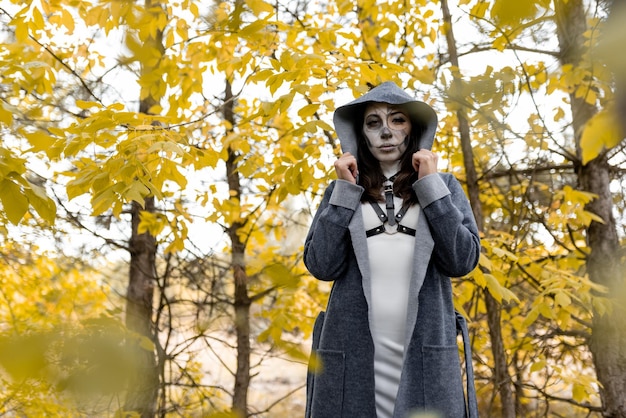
xmin=125 ymin=198 xmax=159 ymax=417
xmin=440 ymin=1 xmax=516 ymax=416
xmin=606 ymin=0 xmax=626 ymax=136
xmin=124 ymin=1 xmax=165 ymax=416
xmin=223 ymin=80 xmax=252 ymax=417
xmin=554 ymin=1 xmax=626 ymax=416
xmin=584 ymin=159 xmax=626 ymax=418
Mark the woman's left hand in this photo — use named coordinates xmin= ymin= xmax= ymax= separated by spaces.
xmin=412 ymin=149 xmax=439 ymax=179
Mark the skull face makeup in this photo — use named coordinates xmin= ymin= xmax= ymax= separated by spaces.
xmin=362 ymin=103 xmax=412 ymax=164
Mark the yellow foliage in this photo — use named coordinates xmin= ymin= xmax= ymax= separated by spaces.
xmin=0 ymin=241 xmax=155 ymax=415
xmin=0 ymin=102 xmax=13 ymax=126
xmin=491 ymin=0 xmax=538 ymax=26
xmin=0 ymin=0 xmax=621 ymax=414
xmin=138 ymin=210 xmax=167 ymax=236
xmin=580 ymin=107 xmax=623 ymax=164
xmin=0 ymin=148 xmax=56 ymax=225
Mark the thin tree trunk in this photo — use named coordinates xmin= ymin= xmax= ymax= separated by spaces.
xmin=125 ymin=198 xmax=159 ymax=417
xmin=440 ymin=1 xmax=516 ymax=416
xmin=124 ymin=1 xmax=165 ymax=416
xmin=223 ymin=80 xmax=252 ymax=417
xmin=554 ymin=0 xmax=626 ymax=416
xmin=606 ymin=0 xmax=626 ymax=136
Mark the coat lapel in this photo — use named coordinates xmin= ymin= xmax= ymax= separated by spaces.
xmin=347 ymin=203 xmax=434 ymax=347
xmin=404 ymin=206 xmax=434 ymax=348
xmin=347 ymin=205 xmax=373 ymax=324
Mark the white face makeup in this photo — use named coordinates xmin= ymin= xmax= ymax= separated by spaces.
xmin=362 ymin=103 xmax=412 ymax=164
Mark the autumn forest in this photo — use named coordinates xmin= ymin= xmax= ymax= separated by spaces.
xmin=0 ymin=0 xmax=625 ymax=417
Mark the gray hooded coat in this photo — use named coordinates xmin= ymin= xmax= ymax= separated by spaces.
xmin=304 ymin=82 xmax=481 ymax=418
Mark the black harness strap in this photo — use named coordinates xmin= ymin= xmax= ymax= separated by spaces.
xmin=366 ymin=200 xmax=415 ymax=237
xmin=384 ymin=184 xmax=396 ymax=226
xmin=365 ymin=173 xmax=416 ymax=238
xmin=396 ymin=224 xmax=416 ymax=236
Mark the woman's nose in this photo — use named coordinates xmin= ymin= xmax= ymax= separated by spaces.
xmin=380 ymin=126 xmax=392 ymax=139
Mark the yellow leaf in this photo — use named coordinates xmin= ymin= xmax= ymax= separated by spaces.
xmin=107 ymin=102 xmax=125 ymax=111
xmin=126 ymin=182 xmax=150 ymax=205
xmin=581 ymin=210 xmax=605 ymax=225
xmin=245 ymin=0 xmax=274 ymax=15
xmin=75 ymin=100 xmax=103 ymax=110
xmin=560 ymin=185 xmax=597 ymax=205
xmin=491 ymin=0 xmax=538 ymax=26
xmin=239 ymin=20 xmax=267 ymax=38
xmin=0 ymin=102 xmax=13 ymax=126
xmin=471 ymin=267 xmax=486 ymax=288
xmin=470 ymin=1 xmax=489 ymax=19
xmin=492 ymin=246 xmax=518 ymax=262
xmin=554 ymin=291 xmax=572 ymax=308
xmin=572 ymin=383 xmax=588 ymax=403
xmin=64 ymin=8 xmax=76 ymax=31
xmin=485 ymin=274 xmax=503 ymax=302
xmin=137 ymin=335 xmax=155 ymax=352
xmin=25 ymin=183 xmax=56 ymax=223
xmin=91 ymin=187 xmax=118 ymax=216
xmin=522 ymin=305 xmax=540 ymax=328
xmin=13 ymin=15 xmax=29 ymax=42
xmin=137 ymin=210 xmax=165 ymax=236
xmin=478 ymin=252 xmax=493 ymax=271
xmin=580 ymin=108 xmax=622 ymax=164
xmin=530 ymin=359 xmax=546 ymax=373
xmin=0 ymin=179 xmax=29 ymax=224
xmin=31 ymin=4 xmax=45 ymax=29
xmin=264 ymin=263 xmax=298 ymax=288
xmin=539 ymin=300 xmax=555 ymax=319
xmin=298 ymin=103 xmax=320 ymax=118
xmin=23 ymin=130 xmax=57 ymax=154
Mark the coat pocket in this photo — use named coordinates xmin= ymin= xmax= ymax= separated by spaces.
xmin=310 ymin=349 xmax=345 ymax=417
xmin=422 ymin=345 xmax=466 ymax=417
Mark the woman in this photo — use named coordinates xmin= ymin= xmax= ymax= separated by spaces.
xmin=304 ymin=81 xmax=480 ymax=418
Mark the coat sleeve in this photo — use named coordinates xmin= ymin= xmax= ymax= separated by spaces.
xmin=304 ymin=180 xmax=364 ymax=281
xmin=413 ymin=173 xmax=480 ymax=277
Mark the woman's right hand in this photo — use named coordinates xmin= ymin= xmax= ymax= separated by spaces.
xmin=334 ymin=152 xmax=359 ymax=184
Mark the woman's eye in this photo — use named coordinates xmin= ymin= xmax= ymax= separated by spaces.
xmin=390 ymin=115 xmax=408 ymax=126
xmin=365 ymin=118 xmax=382 ymax=130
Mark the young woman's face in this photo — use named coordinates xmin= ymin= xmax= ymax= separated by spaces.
xmin=362 ymin=103 xmax=412 ymax=163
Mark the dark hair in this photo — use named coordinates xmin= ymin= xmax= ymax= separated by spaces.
xmin=355 ymin=104 xmax=425 ymax=206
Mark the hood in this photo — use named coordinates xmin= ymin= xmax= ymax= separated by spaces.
xmin=333 ymin=81 xmax=438 ymax=157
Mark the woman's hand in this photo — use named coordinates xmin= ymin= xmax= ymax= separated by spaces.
xmin=334 ymin=152 xmax=359 ymax=184
xmin=412 ymin=149 xmax=439 ymax=179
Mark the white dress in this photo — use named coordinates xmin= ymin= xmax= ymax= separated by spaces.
xmin=362 ymin=196 xmax=420 ymax=418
